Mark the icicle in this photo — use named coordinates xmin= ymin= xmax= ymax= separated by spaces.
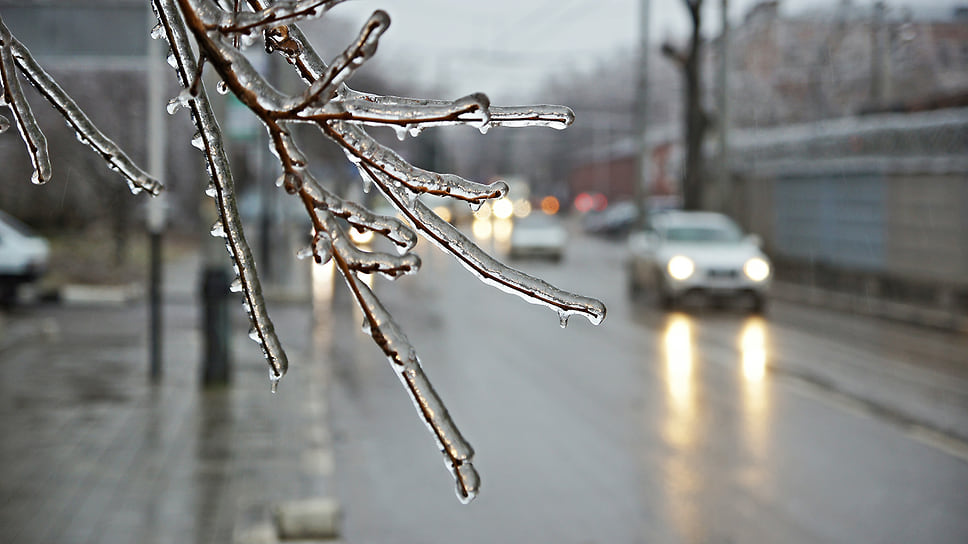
xmin=191 ymin=131 xmax=204 ymax=150
xmin=210 ymin=219 xmax=226 ymax=238
xmin=30 ymin=169 xmax=45 ymax=185
xmin=360 ymin=316 xmax=371 ymax=335
xmin=296 ymin=246 xmax=314 ymax=260
xmin=358 ymin=167 xmax=372 ymax=193
xmin=0 ymin=114 xmax=9 ymax=134
xmin=166 ymin=89 xmax=192 ymax=115
xmin=248 ymin=327 xmax=263 ymax=344
xmin=166 ymin=52 xmax=178 ymax=68
xmin=392 ymin=124 xmax=407 ymax=141
xmin=270 ymin=371 xmax=281 ymax=393
xmin=558 ymin=310 xmax=569 ymax=329
xmin=229 ymin=277 xmax=243 ymax=293
xmin=216 ymin=80 xmax=229 ymax=95
xmin=204 ymin=183 xmax=218 ymax=198
xmin=313 ymin=231 xmax=333 ymax=265
xmin=150 ymin=23 xmax=165 ymax=40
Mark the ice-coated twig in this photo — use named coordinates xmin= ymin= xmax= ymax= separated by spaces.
xmin=297 ymin=200 xmax=479 ymax=503
xmin=0 ymin=15 xmax=161 ymax=194
xmin=0 ymin=18 xmax=51 ymax=185
xmin=290 ymin=9 xmax=388 ymax=112
xmin=299 ymin=169 xmax=418 ymax=251
xmin=351 ymin=156 xmax=607 ymax=325
xmin=193 ymin=0 xmax=347 ymax=36
xmin=153 ymin=0 xmax=288 ymax=385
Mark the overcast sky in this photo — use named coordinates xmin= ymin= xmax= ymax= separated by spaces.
xmin=319 ymin=0 xmax=961 ymax=102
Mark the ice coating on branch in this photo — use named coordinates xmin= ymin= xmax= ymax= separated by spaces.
xmin=345 ymin=272 xmax=479 ymax=503
xmin=0 ymin=15 xmax=160 ymax=194
xmin=1 ymin=33 xmax=51 ymax=185
xmin=153 ymin=0 xmax=287 ymax=382
xmin=331 ymin=123 xmax=508 ymax=205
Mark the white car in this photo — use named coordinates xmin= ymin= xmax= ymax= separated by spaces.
xmin=0 ymin=210 xmax=51 ymax=304
xmin=509 ymin=214 xmax=567 ymax=262
xmin=627 ymin=211 xmax=771 ymax=312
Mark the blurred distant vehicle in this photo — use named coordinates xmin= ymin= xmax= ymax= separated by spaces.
xmin=583 ymin=201 xmax=638 ymax=239
xmin=627 ymin=211 xmax=771 ymax=312
xmin=509 ymin=214 xmax=567 ymax=262
xmin=0 ymin=210 xmax=50 ymax=304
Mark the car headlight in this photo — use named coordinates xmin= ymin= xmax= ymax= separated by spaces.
xmin=667 ymin=256 xmax=695 ymax=281
xmin=743 ymin=257 xmax=770 ymax=282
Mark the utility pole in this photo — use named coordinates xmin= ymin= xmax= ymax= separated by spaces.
xmin=633 ymin=0 xmax=652 ymax=229
xmin=870 ymin=1 xmax=892 ymax=109
xmin=716 ymin=0 xmax=730 ymax=213
xmin=146 ymin=9 xmax=167 ymax=382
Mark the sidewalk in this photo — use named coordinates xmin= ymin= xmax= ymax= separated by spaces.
xmin=0 ymin=250 xmax=340 ymax=543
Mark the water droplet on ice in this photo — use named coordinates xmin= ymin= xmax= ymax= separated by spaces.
xmin=216 ymin=80 xmax=230 ymax=95
xmin=392 ymin=125 xmax=407 ymax=141
xmin=210 ymin=220 xmax=226 ymax=238
xmin=204 ymin=183 xmax=218 ymax=198
xmin=30 ymin=169 xmax=46 ymax=185
xmin=191 ymin=132 xmax=204 ymax=150
xmin=150 ymin=23 xmax=165 ymax=40
xmin=0 ymin=115 xmax=9 ymax=134
xmin=408 ymin=125 xmax=424 ymax=138
xmin=166 ymin=52 xmax=178 ymax=68
xmin=229 ymin=278 xmax=243 ymax=293
xmin=248 ymin=327 xmax=263 ymax=344
xmin=478 ymin=123 xmax=490 ymax=135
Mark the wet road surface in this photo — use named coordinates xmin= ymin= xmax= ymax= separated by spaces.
xmin=327 ymin=229 xmax=968 ymax=544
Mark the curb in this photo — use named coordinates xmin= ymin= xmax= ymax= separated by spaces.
xmin=57 ymin=282 xmax=145 ymax=306
xmin=772 ymin=281 xmax=968 ymax=334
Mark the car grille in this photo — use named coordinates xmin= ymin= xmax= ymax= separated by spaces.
xmin=706 ymin=268 xmax=739 ymax=279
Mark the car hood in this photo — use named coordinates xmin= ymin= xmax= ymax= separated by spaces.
xmin=657 ymin=242 xmax=766 ymax=267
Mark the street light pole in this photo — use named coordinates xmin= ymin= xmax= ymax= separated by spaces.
xmin=716 ymin=0 xmax=731 ymax=213
xmin=146 ymin=9 xmax=167 ymax=382
xmin=634 ymin=0 xmax=652 ymax=229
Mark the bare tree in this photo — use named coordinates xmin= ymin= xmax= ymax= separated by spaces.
xmin=0 ymin=0 xmax=605 ymax=503
xmin=662 ymin=0 xmax=709 ymax=210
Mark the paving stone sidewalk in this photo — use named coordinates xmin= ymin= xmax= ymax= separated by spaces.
xmin=0 ymin=252 xmax=339 ymax=543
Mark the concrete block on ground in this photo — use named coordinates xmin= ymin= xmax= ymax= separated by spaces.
xmin=274 ymin=498 xmax=340 ymax=541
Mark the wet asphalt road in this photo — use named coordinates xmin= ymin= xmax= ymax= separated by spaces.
xmin=326 ymin=228 xmax=968 ymax=544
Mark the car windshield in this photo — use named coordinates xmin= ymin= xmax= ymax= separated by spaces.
xmin=662 ymin=225 xmax=742 ymax=243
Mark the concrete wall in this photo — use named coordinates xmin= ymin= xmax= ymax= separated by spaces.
xmin=727 ymin=109 xmax=968 ymax=311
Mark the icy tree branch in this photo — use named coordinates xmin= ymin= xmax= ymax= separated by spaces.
xmin=0 ymin=16 xmax=161 ymax=194
xmin=152 ymin=0 xmax=289 ymax=385
xmin=4 ymin=0 xmax=606 ymax=504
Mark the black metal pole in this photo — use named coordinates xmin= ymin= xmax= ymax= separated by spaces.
xmin=149 ymin=230 xmax=163 ymax=382
xmin=201 ymin=266 xmax=231 ymax=386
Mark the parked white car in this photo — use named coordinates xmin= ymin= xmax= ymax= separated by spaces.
xmin=627 ymin=211 xmax=771 ymax=312
xmin=0 ymin=210 xmax=50 ymax=304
